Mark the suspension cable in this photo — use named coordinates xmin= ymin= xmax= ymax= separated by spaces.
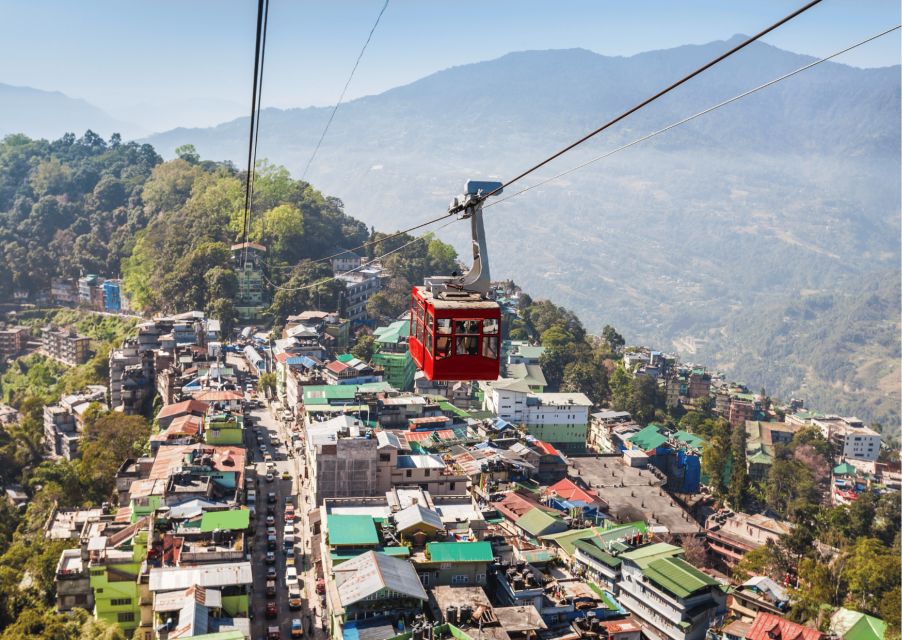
xmin=301 ymin=0 xmax=390 ymax=181
xmin=474 ymin=0 xmax=824 ymax=204
xmin=485 ymin=25 xmax=902 ymax=211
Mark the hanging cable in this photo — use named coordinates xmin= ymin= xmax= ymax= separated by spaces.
xmin=260 ymin=24 xmax=897 ymax=295
xmin=483 ymin=25 xmax=901 ymax=212
xmin=247 ymin=0 xmax=271 ymax=239
xmin=468 ymin=0 xmax=825 ymax=206
xmin=240 ymin=0 xmax=268 ymax=275
xmin=264 ymin=217 xmax=459 ymax=292
xmin=300 ymin=0 xmax=390 ymax=181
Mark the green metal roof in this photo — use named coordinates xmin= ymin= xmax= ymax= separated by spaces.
xmin=644 ymin=557 xmax=718 ymax=598
xmin=200 ymin=509 xmax=250 ymax=532
xmin=336 ymin=353 xmax=355 ymax=363
xmin=426 ymin=541 xmax=493 ymax=563
xmin=327 ymin=514 xmax=379 ymax=546
xmin=573 ymin=540 xmax=622 ymax=567
xmin=540 ymin=526 xmax=608 ymax=555
xmin=628 ymin=424 xmax=669 ymax=451
xmin=620 ymin=542 xmax=682 ymax=568
xmin=374 ymin=320 xmax=409 ymax=344
xmin=588 ymin=583 xmax=621 ymax=610
xmin=672 ymin=430 xmax=705 ymax=449
xmin=304 ymin=382 xmax=394 ymax=405
xmin=833 ymin=608 xmax=887 ymax=640
xmin=516 ymin=508 xmax=567 ymax=538
xmin=834 ymin=462 xmax=857 ymax=476
xmin=438 ymin=401 xmax=472 ymax=419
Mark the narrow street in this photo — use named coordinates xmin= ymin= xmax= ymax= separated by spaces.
xmin=229 ymin=353 xmax=325 ymax=640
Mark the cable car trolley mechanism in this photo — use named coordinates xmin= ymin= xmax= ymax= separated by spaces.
xmin=409 ymin=180 xmax=503 ymax=382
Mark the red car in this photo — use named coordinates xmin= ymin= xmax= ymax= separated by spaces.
xmin=265 ymin=601 xmax=278 ymax=618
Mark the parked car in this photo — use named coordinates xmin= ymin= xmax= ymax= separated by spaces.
xmin=268 ymin=625 xmax=281 ymax=640
xmin=265 ymin=601 xmax=278 ymax=618
xmin=266 ymin=579 xmax=276 ymax=596
xmin=265 ymin=551 xmax=275 ymax=564
xmin=266 ymin=566 xmax=276 ymax=579
xmin=285 ymin=566 xmax=299 ymax=589
xmin=291 ymin=618 xmax=304 ymax=638
xmin=288 ymin=586 xmax=302 ymax=610
xmin=281 ymin=470 xmax=291 ymax=480
xmin=267 ymin=492 xmax=276 ymax=504
xmin=284 ymin=524 xmax=295 ymax=537
xmin=267 ymin=535 xmax=277 ymax=550
xmin=265 ymin=472 xmax=274 ymax=483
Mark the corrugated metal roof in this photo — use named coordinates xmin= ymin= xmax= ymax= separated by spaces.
xmin=149 ymin=562 xmax=252 ymax=592
xmin=334 ymin=550 xmax=427 ymax=606
xmin=426 ymin=541 xmax=493 ymax=563
xmin=516 ymin=508 xmax=567 ymax=538
xmin=200 ymin=509 xmax=250 ymax=532
xmin=327 ymin=514 xmax=379 ymax=547
xmin=643 ymin=557 xmax=718 ymax=598
xmin=394 ymin=504 xmax=444 ymax=534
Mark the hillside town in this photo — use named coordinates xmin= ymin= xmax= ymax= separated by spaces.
xmin=1 ymin=276 xmax=896 ymax=640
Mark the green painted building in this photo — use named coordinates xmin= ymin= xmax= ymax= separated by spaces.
xmin=204 ymin=412 xmax=244 ymax=446
xmin=88 ymin=528 xmax=149 ymax=635
xmin=372 ymin=320 xmax=415 ymax=391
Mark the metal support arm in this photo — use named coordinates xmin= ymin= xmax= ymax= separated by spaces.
xmin=424 ymin=180 xmax=502 ymax=297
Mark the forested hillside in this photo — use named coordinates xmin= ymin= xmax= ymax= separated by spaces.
xmin=0 ymin=132 xmax=161 ymax=297
xmin=0 ymin=134 xmax=460 ymax=332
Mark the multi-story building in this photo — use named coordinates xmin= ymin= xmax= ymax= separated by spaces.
xmin=43 ymin=386 xmax=107 ymax=460
xmin=483 ymin=380 xmax=592 ymax=452
xmin=0 ymin=325 xmax=29 ymax=358
xmin=231 ymin=241 xmax=268 ymax=321
xmin=109 ymin=341 xmax=154 ymax=415
xmin=372 ymin=319 xmax=416 ymax=391
xmin=814 ymin=416 xmax=881 ymax=462
xmin=338 ymin=270 xmax=383 ymax=324
xmin=588 ymin=410 xmax=635 ymax=453
xmin=687 ymin=369 xmax=711 ymax=399
xmin=102 ymin=279 xmax=123 ymax=312
xmin=705 ymin=510 xmax=791 ymax=567
xmin=42 ymin=325 xmax=91 ymax=366
xmin=51 ymin=279 xmax=79 ymax=305
xmin=330 ymin=250 xmax=363 ymax=274
xmin=616 ymin=543 xmax=725 ymax=640
xmin=78 ymin=274 xmax=105 ymax=310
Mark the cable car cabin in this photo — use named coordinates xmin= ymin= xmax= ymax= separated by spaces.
xmin=409 ymin=286 xmax=501 ymax=381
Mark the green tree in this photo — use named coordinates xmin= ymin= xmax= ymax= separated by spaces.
xmin=562 ymin=360 xmax=608 ymax=404
xmin=766 ymin=458 xmax=819 ymax=521
xmin=627 ymin=375 xmax=659 ymax=424
xmin=77 ymin=412 xmax=151 ymax=502
xmin=258 ymin=372 xmax=277 ymax=398
xmin=729 ymin=418 xmax=748 ymax=508
xmin=600 ymin=324 xmax=625 ymax=353
xmin=351 ymin=334 xmax=376 ymax=362
xmin=702 ymin=429 xmax=730 ymax=496
xmin=206 ymin=297 xmax=237 ymax=337
xmin=845 ymin=537 xmax=900 ymax=613
xmin=175 ymin=143 xmax=200 ymax=164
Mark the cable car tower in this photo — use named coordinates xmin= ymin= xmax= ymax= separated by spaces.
xmin=409 ymin=180 xmax=504 ymax=381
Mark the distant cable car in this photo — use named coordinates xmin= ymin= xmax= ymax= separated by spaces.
xmin=409 ymin=180 xmax=503 ymax=381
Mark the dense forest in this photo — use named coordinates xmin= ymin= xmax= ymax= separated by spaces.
xmin=0 ymin=133 xmax=460 ymax=334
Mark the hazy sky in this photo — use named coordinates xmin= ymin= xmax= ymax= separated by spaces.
xmin=1 ymin=0 xmax=899 ymax=130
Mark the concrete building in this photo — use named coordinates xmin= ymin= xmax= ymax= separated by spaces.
xmin=338 ymin=270 xmax=383 ymax=324
xmin=109 ymin=341 xmax=155 ymax=415
xmin=616 ymin=543 xmax=726 ymax=640
xmin=231 ymin=241 xmax=268 ymax=321
xmin=483 ymin=380 xmax=592 ymax=452
xmin=372 ymin=319 xmax=416 ymax=391
xmin=705 ymin=511 xmax=791 ymax=568
xmin=814 ymin=416 xmax=881 ymax=462
xmin=413 ymin=541 xmax=493 ymax=587
xmin=42 ymin=325 xmax=91 ymax=366
xmin=588 ymin=411 xmax=636 ymax=453
xmin=0 ymin=325 xmax=29 ymax=358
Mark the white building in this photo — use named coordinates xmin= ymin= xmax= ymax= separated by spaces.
xmin=616 ymin=543 xmax=726 ymax=640
xmin=813 ymin=416 xmax=881 ymax=462
xmin=483 ymin=380 xmax=592 ymax=451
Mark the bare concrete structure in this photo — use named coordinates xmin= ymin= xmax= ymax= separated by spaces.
xmin=568 ymin=456 xmax=701 ymax=536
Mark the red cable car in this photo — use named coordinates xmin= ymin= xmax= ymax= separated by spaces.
xmin=409 ymin=181 xmax=503 ymax=381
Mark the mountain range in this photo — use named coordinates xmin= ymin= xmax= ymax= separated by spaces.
xmin=3 ymin=36 xmax=900 ymax=428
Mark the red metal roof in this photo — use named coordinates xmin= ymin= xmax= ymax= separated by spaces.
xmin=533 ymin=440 xmax=561 ymax=457
xmin=547 ymin=478 xmax=600 ymax=504
xmin=326 ymin=360 xmax=349 ymax=373
xmin=492 ymin=491 xmax=561 ymax=522
xmin=747 ymin=613 xmax=823 ymax=640
xmin=191 ymin=390 xmax=244 ymax=402
xmin=157 ymin=399 xmax=210 ymax=420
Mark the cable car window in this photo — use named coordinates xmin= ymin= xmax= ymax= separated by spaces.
xmin=482 ymin=336 xmax=498 ymax=359
xmin=426 ymin=328 xmax=434 ymax=354
xmin=455 ymin=320 xmax=479 ymax=335
xmin=456 ymin=336 xmax=479 ymax=356
xmin=482 ymin=319 xmax=499 ymax=335
xmin=426 ymin=311 xmax=434 ymax=329
xmin=436 ymin=334 xmax=451 ymax=359
xmin=436 ymin=319 xmax=452 ymax=334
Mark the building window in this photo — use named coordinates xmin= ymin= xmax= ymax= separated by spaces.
xmin=117 ymin=612 xmax=135 ymax=623
xmin=406 ymin=470 xmax=412 ymax=478
xmin=451 ymin=575 xmax=469 ymax=585
xmin=111 ymin=598 xmax=132 ymax=606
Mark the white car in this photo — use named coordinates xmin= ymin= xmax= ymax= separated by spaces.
xmin=285 ymin=566 xmax=299 ymax=589
xmin=284 ymin=524 xmax=296 ymax=537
